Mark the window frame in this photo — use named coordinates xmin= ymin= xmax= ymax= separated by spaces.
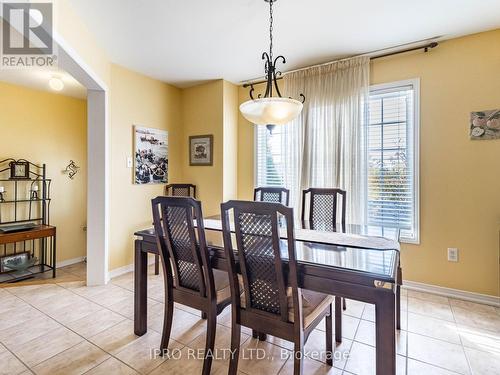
xmin=368 ymin=78 xmax=420 ymax=244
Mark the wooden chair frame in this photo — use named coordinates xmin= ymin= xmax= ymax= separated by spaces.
xmin=221 ymin=200 xmax=333 ymax=375
xmin=253 ymin=186 xmax=290 ymax=206
xmin=164 ymin=183 xmax=197 ymax=198
xmin=152 ymin=196 xmax=230 ymax=375
xmin=301 ymin=188 xmax=346 ymax=227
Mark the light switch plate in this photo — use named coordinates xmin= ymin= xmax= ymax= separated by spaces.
xmin=447 ymin=248 xmax=459 ymax=262
xmin=126 ymin=157 xmax=133 ymax=168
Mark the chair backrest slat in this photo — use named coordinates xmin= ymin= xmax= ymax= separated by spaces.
xmin=164 ymin=184 xmax=197 ymax=198
xmin=253 ymin=187 xmax=290 ymax=206
xmin=221 ymin=200 xmax=299 ymax=323
xmin=301 ymin=188 xmax=346 ymax=230
xmin=152 ymin=196 xmax=213 ymax=298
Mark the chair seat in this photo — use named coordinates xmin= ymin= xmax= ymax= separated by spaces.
xmin=214 ymin=269 xmax=232 ymax=304
xmin=240 ymin=280 xmax=333 ymax=328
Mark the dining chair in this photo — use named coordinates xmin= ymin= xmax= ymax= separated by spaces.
xmin=164 ymin=183 xmax=197 ymax=198
xmin=153 ymin=184 xmax=197 ymax=275
xmin=301 ymin=188 xmax=347 ymax=311
xmin=220 ymin=200 xmax=334 ymax=375
xmin=253 ymin=186 xmax=290 ymax=206
xmin=151 ymin=196 xmax=231 ymax=375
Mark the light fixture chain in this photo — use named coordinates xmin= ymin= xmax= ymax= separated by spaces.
xmin=269 ymin=0 xmax=273 ymax=62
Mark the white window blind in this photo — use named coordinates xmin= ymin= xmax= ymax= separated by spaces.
xmin=255 ymin=125 xmax=285 ymax=187
xmin=367 ymin=80 xmax=419 ymax=243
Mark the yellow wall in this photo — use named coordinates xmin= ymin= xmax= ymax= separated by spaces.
xmin=0 ymin=82 xmax=87 ymax=263
xmin=237 ymin=30 xmax=500 ymax=296
xmin=108 ymin=65 xmax=182 ymax=270
xmin=181 ymin=81 xmax=224 ymax=216
xmin=222 ymin=81 xmax=239 ymax=201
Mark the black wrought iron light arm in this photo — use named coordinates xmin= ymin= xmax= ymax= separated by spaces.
xmin=247 ymin=0 xmax=305 ymax=104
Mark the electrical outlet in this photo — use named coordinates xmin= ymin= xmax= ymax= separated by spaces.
xmin=126 ymin=156 xmax=133 ymax=168
xmin=447 ymin=248 xmax=459 ymax=262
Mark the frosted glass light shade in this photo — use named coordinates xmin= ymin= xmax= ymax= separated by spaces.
xmin=239 ymin=97 xmax=303 ymax=126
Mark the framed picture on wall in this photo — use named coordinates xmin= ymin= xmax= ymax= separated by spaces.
xmin=189 ymin=135 xmax=213 ymax=166
xmin=134 ymin=126 xmax=168 ymax=184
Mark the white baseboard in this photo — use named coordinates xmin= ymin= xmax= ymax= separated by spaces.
xmin=106 ymin=255 xmax=157 ymax=282
xmin=56 ymin=256 xmax=86 ymax=268
xmin=403 ymin=280 xmax=500 ymax=307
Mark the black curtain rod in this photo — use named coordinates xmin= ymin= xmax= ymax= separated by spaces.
xmin=243 ymin=41 xmax=438 ymax=88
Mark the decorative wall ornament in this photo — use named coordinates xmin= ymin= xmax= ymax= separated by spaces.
xmin=134 ymin=126 xmax=168 ymax=184
xmin=189 ymin=135 xmax=213 ymax=166
xmin=470 ymin=109 xmax=500 ymax=140
xmin=63 ymin=160 xmax=80 ymax=179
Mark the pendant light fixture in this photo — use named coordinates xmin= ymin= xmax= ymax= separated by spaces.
xmin=239 ymin=0 xmax=305 ymax=126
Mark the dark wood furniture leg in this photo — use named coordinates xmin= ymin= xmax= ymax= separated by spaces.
xmin=154 ymin=254 xmax=160 ymax=275
xmin=342 ymin=297 xmax=347 ymax=310
xmin=52 ymin=232 xmax=56 ymax=278
xmin=375 ymin=290 xmax=396 ymax=375
xmin=229 ymin=321 xmax=241 ymax=375
xmin=335 ymin=296 xmax=342 ymax=343
xmin=202 ymin=308 xmax=217 ymax=375
xmin=326 ymin=303 xmax=333 ymax=366
xmin=134 ymin=240 xmax=148 ymax=336
xmin=396 ymin=266 xmax=402 ymax=330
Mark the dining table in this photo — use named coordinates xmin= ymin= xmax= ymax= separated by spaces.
xmin=134 ymin=218 xmax=402 ymax=375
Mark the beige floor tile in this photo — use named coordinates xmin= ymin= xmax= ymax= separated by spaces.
xmin=407 ymin=290 xmax=450 ymax=305
xmin=0 ymin=305 xmax=45 ymax=331
xmin=83 ymin=357 xmax=138 ymax=375
xmin=343 ymin=341 xmax=406 ymax=375
xmin=110 ymin=273 xmax=135 ymax=291
xmin=304 ymin=329 xmax=352 ymax=369
xmin=449 ymin=299 xmax=497 ymax=315
xmin=353 ymin=319 xmax=407 ymax=355
xmin=114 ymin=330 xmax=183 ymax=374
xmin=35 ymin=293 xmax=86 ymax=317
xmin=278 ymin=355 xmax=342 ymax=374
xmin=66 ymin=308 xmax=126 ymax=338
xmin=0 ymin=293 xmax=31 ymax=314
xmin=0 ymin=315 xmax=62 ymax=347
xmin=452 ymin=307 xmax=500 ymax=333
xmin=457 ymin=324 xmax=500 ymax=352
xmin=85 ymin=287 xmax=134 ymax=308
xmin=0 ymin=343 xmax=28 ymax=375
xmin=47 ymin=298 xmax=103 ymax=325
xmin=237 ymin=338 xmax=290 ymax=375
xmin=187 ymin=323 xmax=251 ymax=363
xmin=174 ymin=302 xmax=203 ymax=316
xmin=87 ymin=319 xmax=141 ymax=355
xmin=108 ymin=296 xmax=162 ymax=320
xmin=408 ymin=297 xmax=454 ymax=322
xmin=9 ymin=326 xmax=83 ymax=367
xmin=407 ymin=332 xmax=470 ymax=374
xmin=464 ymin=346 xmax=500 ymax=375
xmin=407 ymin=312 xmax=461 ymax=344
xmin=342 ymin=299 xmax=366 ymax=319
xmin=149 ymin=308 xmax=208 ymax=345
xmin=315 ymin=314 xmax=360 ymax=340
xmin=407 ymin=359 xmax=461 ymax=374
xmin=149 ymin=346 xmax=228 ymax=375
xmin=31 ymin=341 xmax=109 ymax=375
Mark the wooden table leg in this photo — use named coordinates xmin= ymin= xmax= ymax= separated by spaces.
xmin=396 ymin=266 xmax=402 ymax=330
xmin=154 ymin=254 xmax=160 ymax=275
xmin=134 ymin=239 xmax=148 ymax=336
xmin=52 ymin=232 xmax=56 ymax=278
xmin=375 ymin=290 xmax=396 ymax=375
xmin=335 ymin=296 xmax=342 ymax=343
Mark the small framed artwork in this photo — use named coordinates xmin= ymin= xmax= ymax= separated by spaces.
xmin=470 ymin=109 xmax=500 ymax=140
xmin=189 ymin=135 xmax=213 ymax=166
xmin=9 ymin=161 xmax=30 ymax=179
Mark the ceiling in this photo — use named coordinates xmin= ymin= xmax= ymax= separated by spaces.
xmin=0 ymin=67 xmax=86 ymax=99
xmin=59 ymin=1 xmax=500 ymax=87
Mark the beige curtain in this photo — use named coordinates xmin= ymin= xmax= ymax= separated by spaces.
xmin=282 ymin=56 xmax=370 ymax=224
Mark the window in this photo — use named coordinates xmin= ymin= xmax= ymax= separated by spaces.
xmin=367 ymin=80 xmax=419 ymax=243
xmin=254 ymin=79 xmax=420 ymax=243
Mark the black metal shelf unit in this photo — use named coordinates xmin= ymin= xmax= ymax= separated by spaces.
xmin=0 ymin=159 xmax=54 ymax=283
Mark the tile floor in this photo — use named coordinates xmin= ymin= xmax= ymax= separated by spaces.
xmin=0 ymin=262 xmax=499 ymax=375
